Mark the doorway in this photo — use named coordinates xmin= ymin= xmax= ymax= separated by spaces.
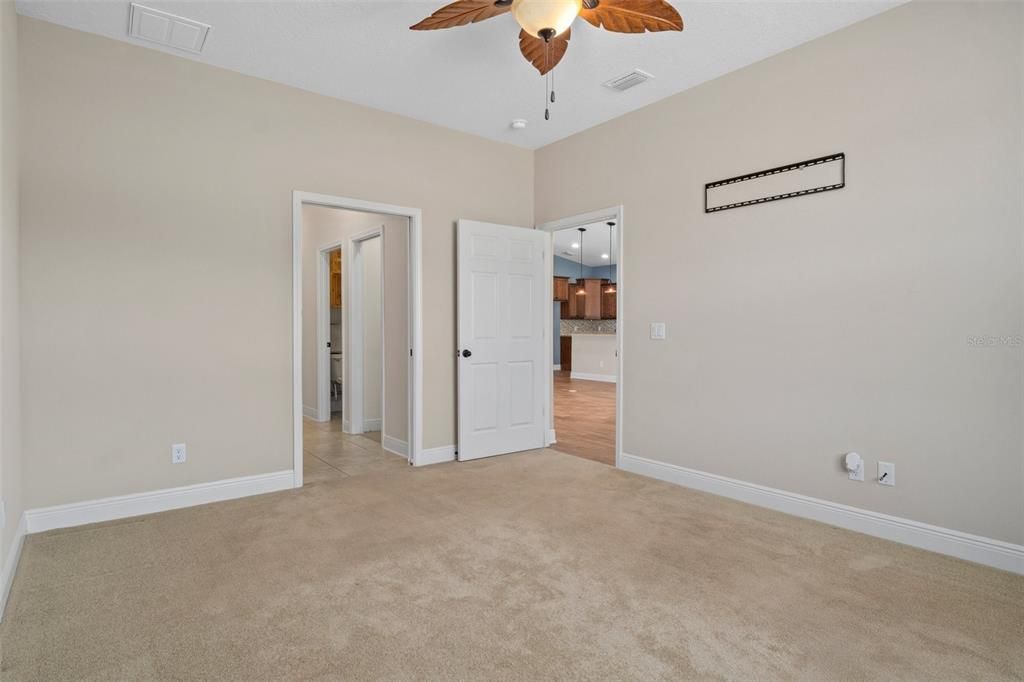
xmin=292 ymin=191 xmax=424 ymax=487
xmin=538 ymin=207 xmax=624 ymax=468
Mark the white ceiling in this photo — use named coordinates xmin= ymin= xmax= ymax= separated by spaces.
xmin=553 ymin=221 xmax=617 ymax=267
xmin=16 ymin=0 xmax=903 ymax=149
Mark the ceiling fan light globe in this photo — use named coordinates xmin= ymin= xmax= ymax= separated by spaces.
xmin=511 ymin=0 xmax=582 ymax=39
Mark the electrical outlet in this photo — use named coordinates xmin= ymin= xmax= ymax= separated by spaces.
xmin=171 ymin=443 xmax=187 ymax=464
xmin=878 ymin=461 xmax=895 ymax=486
xmin=845 ymin=452 xmax=864 ymax=481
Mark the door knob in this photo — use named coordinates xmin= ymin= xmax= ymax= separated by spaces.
xmin=462 ymin=349 xmax=472 ymax=358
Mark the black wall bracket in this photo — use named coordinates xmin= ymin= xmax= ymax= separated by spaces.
xmin=705 ymin=153 xmax=845 ymax=213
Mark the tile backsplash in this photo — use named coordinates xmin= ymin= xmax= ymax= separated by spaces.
xmin=560 ymin=319 xmax=616 ymax=335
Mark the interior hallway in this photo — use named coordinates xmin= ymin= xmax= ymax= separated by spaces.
xmin=552 ymin=370 xmax=616 ymax=466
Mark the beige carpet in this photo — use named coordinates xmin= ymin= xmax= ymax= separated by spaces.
xmin=2 ymin=446 xmax=1022 ymax=680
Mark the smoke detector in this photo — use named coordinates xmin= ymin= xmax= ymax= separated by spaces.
xmin=603 ymin=69 xmax=653 ymax=92
xmin=128 ymin=3 xmax=210 ymax=54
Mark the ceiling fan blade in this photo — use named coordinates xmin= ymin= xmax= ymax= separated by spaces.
xmin=410 ymin=0 xmax=512 ymax=30
xmin=580 ymin=0 xmax=683 ymax=33
xmin=518 ymin=29 xmax=571 ymax=75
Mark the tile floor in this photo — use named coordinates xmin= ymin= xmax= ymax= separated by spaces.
xmin=302 ymin=416 xmax=406 ymax=483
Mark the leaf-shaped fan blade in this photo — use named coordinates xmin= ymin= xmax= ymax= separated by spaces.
xmin=580 ymin=0 xmax=683 ymax=33
xmin=519 ymin=28 xmax=571 ymax=75
xmin=410 ymin=0 xmax=512 ymax=30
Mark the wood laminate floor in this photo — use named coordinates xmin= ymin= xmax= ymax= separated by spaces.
xmin=552 ymin=370 xmax=616 ymax=466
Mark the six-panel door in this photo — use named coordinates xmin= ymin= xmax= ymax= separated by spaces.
xmin=457 ymin=220 xmax=548 ymax=461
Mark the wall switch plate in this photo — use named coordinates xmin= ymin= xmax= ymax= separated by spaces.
xmin=878 ymin=461 xmax=895 ymax=486
xmin=650 ymin=322 xmax=666 ymax=340
xmin=171 ymin=443 xmax=187 ymax=464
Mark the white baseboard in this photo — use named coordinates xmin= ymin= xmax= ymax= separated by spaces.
xmin=382 ymin=435 xmax=409 ymax=458
xmin=302 ymin=405 xmax=319 ymax=420
xmin=0 ymin=513 xmax=27 ymax=622
xmin=24 ymin=470 xmax=294 ymax=535
xmin=363 ymin=418 xmax=382 ymax=432
xmin=569 ymin=371 xmax=617 ymax=383
xmin=553 ymin=364 xmax=561 ymax=370
xmin=416 ymin=444 xmax=456 ymax=466
xmin=546 ymin=429 xmax=557 ymax=446
xmin=620 ymin=453 xmax=1024 ymax=575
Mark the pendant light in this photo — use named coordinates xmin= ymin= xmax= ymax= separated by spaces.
xmin=604 ymin=221 xmax=616 ymax=294
xmin=575 ymin=227 xmax=586 ymax=295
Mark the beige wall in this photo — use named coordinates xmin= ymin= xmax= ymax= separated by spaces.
xmin=569 ymin=335 xmax=617 ymax=380
xmin=383 ymin=213 xmax=409 ymax=443
xmin=360 ymin=236 xmax=383 ymax=425
xmin=19 ymin=17 xmax=532 ymax=508
xmin=0 ymin=0 xmax=22 ymax=571
xmin=536 ymin=2 xmax=1024 ymax=544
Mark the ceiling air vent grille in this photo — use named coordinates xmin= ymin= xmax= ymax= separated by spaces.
xmin=128 ymin=3 xmax=210 ymax=54
xmin=603 ymin=69 xmax=653 ymax=92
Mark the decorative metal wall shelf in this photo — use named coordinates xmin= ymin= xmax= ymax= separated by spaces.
xmin=705 ymin=153 xmax=845 ymax=213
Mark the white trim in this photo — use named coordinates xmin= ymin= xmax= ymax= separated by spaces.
xmin=302 ymin=405 xmax=320 ymax=420
xmin=569 ymin=371 xmax=617 ymax=383
xmin=620 ymin=453 xmax=1024 ymax=575
xmin=546 ymin=428 xmax=557 ymax=446
xmin=293 ymin=191 xmax=424 ymax=478
xmin=553 ymin=363 xmax=561 ymax=370
xmin=382 ymin=435 xmax=409 ymax=457
xmin=24 ymin=470 xmax=294 ymax=535
xmin=537 ymin=206 xmax=624 ymax=468
xmin=417 ymin=444 xmax=456 ymax=466
xmin=0 ymin=514 xmax=27 ymax=622
xmin=363 ymin=418 xmax=382 ymax=432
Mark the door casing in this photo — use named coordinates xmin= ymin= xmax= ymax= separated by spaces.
xmin=535 ymin=206 xmax=625 ymax=468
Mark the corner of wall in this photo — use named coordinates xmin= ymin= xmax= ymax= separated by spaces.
xmin=0 ymin=0 xmax=25 ymax=612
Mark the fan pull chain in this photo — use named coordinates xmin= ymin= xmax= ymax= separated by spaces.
xmin=544 ymin=40 xmax=550 ymax=121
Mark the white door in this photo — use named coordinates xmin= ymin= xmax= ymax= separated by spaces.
xmin=457 ymin=220 xmax=548 ymax=461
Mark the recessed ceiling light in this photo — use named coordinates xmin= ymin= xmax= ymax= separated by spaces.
xmin=571 ymin=242 xmax=579 ymax=249
xmin=601 ymin=253 xmax=609 ymax=259
xmin=510 ymin=119 xmax=528 ymax=130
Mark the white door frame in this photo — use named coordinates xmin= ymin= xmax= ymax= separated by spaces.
xmin=536 ymin=206 xmax=624 ymax=468
xmin=315 ymin=241 xmax=346 ymax=422
xmin=292 ymin=191 xmax=424 ymax=485
xmin=345 ymin=227 xmax=385 ymax=436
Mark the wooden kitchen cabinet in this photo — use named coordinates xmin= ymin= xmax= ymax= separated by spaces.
xmin=601 ymin=283 xmax=616 ymax=320
xmin=561 ymin=282 xmax=582 ymax=319
xmin=553 ymin=276 xmax=570 ymax=302
xmin=330 ymin=250 xmax=342 ymax=309
xmin=582 ymin=278 xmax=603 ymax=320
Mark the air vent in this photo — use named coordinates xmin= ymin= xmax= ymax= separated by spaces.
xmin=128 ymin=3 xmax=210 ymax=54
xmin=603 ymin=69 xmax=653 ymax=92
